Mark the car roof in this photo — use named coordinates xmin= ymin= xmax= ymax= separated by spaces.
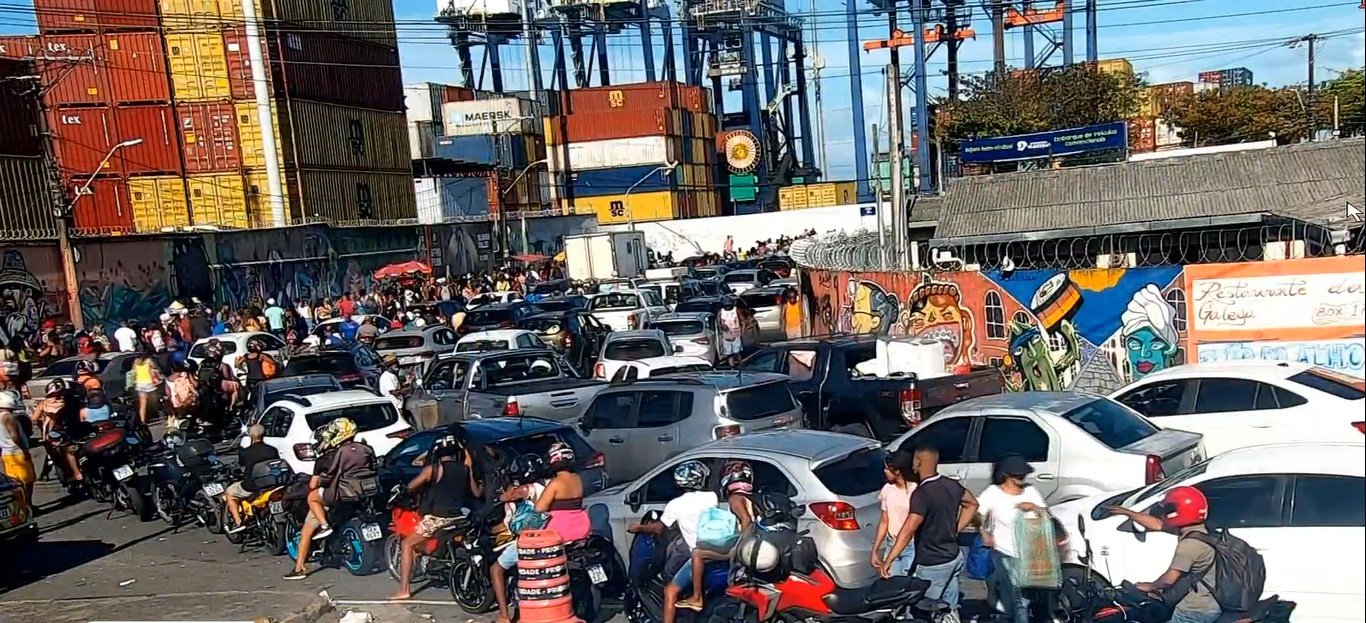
xmin=605 ymin=329 xmax=666 ymax=342
xmin=379 ymin=327 xmax=438 ymax=338
xmin=279 ymin=389 xmax=388 ymax=410
xmin=942 ymin=391 xmax=1102 ymax=416
xmin=287 ymin=350 xmax=354 ymax=361
xmin=458 ymin=416 xmax=572 ymax=444
xmin=655 ymin=312 xmax=712 ymax=322
xmin=525 ymin=311 xmax=574 ymax=320
xmin=1197 ymin=443 xmax=1365 ymax=479
xmin=260 ymin=374 xmax=339 ymax=390
xmin=630 ymin=356 xmax=713 ymax=369
xmin=697 ymin=430 xmax=879 ymax=465
xmin=1133 ymin=361 xmax=1310 ymax=382
xmin=459 ymin=329 xmax=534 ymax=340
xmin=470 ymin=301 xmax=526 ymax=310
xmin=623 ymin=370 xmax=788 ymax=389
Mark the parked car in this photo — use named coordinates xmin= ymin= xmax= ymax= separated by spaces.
xmin=188 ymin=332 xmax=284 ymax=381
xmin=587 ymin=430 xmax=882 ymax=588
xmin=379 ymin=416 xmax=609 ymax=496
xmin=736 ymin=286 xmax=791 ymax=343
xmin=456 ymin=329 xmax=545 ymax=353
xmin=373 ymin=326 xmax=459 ymax=369
xmin=739 ymin=335 xmax=1006 ymax=439
xmin=672 ymin=296 xmax=760 ymax=352
xmin=518 ymin=311 xmax=609 ymax=377
xmin=594 ymin=329 xmax=672 ymax=380
xmin=888 ymin=392 xmax=1206 ymax=504
xmin=634 ymin=280 xmax=683 ymax=306
xmin=756 ymin=257 xmax=795 ymax=279
xmin=1050 ymin=442 xmax=1364 ymax=623
xmin=405 ymin=349 xmax=606 ymax=428
xmin=27 ymin=352 xmax=146 ymax=404
xmin=1109 ymin=362 xmax=1365 ymax=456
xmin=0 ymin=472 xmax=38 ymax=550
xmin=529 ymin=295 xmax=591 ymax=314
xmin=240 ymin=374 xmax=344 ymax=432
xmin=588 ymin=290 xmax=669 ymax=332
xmin=459 ymin=301 xmax=542 ymax=336
xmin=608 ymin=356 xmax=713 ymax=381
xmin=690 ymin=265 xmax=731 ymax=280
xmin=525 ymin=280 xmax=573 ymax=303
xmin=315 ymin=314 xmax=396 ymax=336
xmin=281 ymin=351 xmax=372 ymax=389
xmin=721 ymin=268 xmax=779 ymax=294
xmin=577 ymin=371 xmax=804 ymax=483
xmin=246 ymin=390 xmax=413 ymax=474
xmin=677 ymin=278 xmax=733 ymax=301
xmin=468 ymin=291 xmax=523 ymax=309
xmin=652 ymin=312 xmax=720 ymax=364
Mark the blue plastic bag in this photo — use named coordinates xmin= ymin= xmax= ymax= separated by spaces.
xmin=696 ymin=506 xmax=740 ymax=551
xmin=507 ymin=500 xmax=549 ymax=535
xmin=966 ymin=533 xmax=995 ymax=580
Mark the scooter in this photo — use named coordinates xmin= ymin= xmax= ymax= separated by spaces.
xmin=624 ymin=510 xmax=733 ymax=623
xmin=278 ymin=474 xmax=388 ymax=576
xmin=222 ymin=458 xmax=295 ymax=554
xmin=384 ymin=488 xmax=501 ymax=610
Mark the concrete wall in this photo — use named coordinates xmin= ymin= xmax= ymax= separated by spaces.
xmin=603 ymin=204 xmax=881 ymax=258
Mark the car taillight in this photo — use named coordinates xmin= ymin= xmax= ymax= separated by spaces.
xmin=584 ymin=451 xmax=606 ymax=469
xmin=503 ymin=399 xmax=521 ymax=417
xmin=387 ymin=429 xmax=411 ymax=440
xmin=293 ymin=443 xmax=316 ymax=461
xmin=713 ymin=424 xmax=742 ymax=439
xmin=1145 ymin=454 xmax=1164 ymax=485
xmin=627 ymin=313 xmax=640 ymax=330
xmin=1354 ymin=422 xmax=1365 ymax=434
xmin=809 ymin=501 xmax=860 ymax=531
xmin=564 ymin=333 xmax=574 ymax=349
xmin=338 ymin=373 xmax=362 ymax=383
xmin=899 ymin=388 xmax=923 ymax=427
xmin=691 ymin=337 xmax=710 ymax=345
xmin=594 ymin=363 xmax=605 ymax=379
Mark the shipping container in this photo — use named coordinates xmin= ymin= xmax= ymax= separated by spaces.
xmin=160 ymin=0 xmax=260 ymax=30
xmin=234 ymin=100 xmax=284 ymax=171
xmin=50 ymin=105 xmax=179 ymax=175
xmin=1155 ymin=120 xmax=1183 ymax=148
xmin=445 ymin=0 xmax=522 ymax=17
xmin=112 ymin=104 xmax=180 ymax=173
xmin=295 ymin=169 xmax=416 ymax=223
xmin=222 ymin=29 xmax=270 ymax=100
xmin=271 ymin=30 xmax=402 ymax=110
xmin=0 ymin=59 xmax=42 ymax=156
xmin=178 ymin=101 xmax=240 ymax=172
xmin=0 ymin=35 xmax=38 ymax=60
xmin=34 ymin=0 xmax=159 ymax=33
xmin=550 ymin=136 xmax=681 ymax=171
xmin=559 ymin=82 xmax=708 ymax=115
xmin=777 ymin=185 xmax=807 ymax=211
xmin=49 ymin=107 xmax=117 ymax=174
xmin=1128 ymin=116 xmax=1156 ymax=153
xmin=242 ymin=167 xmax=292 ymax=227
xmin=38 ymin=34 xmax=106 ymax=106
xmin=128 ymin=175 xmax=190 ymax=231
xmin=568 ymin=164 xmax=677 ymax=198
xmin=1150 ymin=81 xmax=1194 ymax=98
xmin=409 ymin=120 xmax=436 ymax=159
xmin=166 ymin=31 xmax=231 ymax=101
xmin=186 ymin=172 xmax=248 ymax=227
xmin=404 ymin=82 xmax=475 ymax=131
xmin=432 ymin=134 xmax=531 ymax=167
xmin=69 ymin=176 xmax=135 ymax=234
xmin=263 ymin=0 xmax=398 ymax=47
xmin=414 ymin=175 xmax=496 ymax=224
xmin=102 ymin=32 xmax=171 ymax=103
xmin=285 ymin=100 xmax=409 ymax=171
xmin=569 ymin=189 xmax=682 ymax=225
xmin=545 ymin=108 xmax=680 ymax=144
xmin=441 ymin=97 xmax=538 ymax=137
xmin=804 ymin=182 xmax=856 ymax=208
xmin=1094 ymin=58 xmax=1132 ymax=77
xmin=0 ymin=156 xmax=60 ymax=238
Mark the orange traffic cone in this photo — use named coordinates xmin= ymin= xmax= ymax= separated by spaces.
xmin=516 ymin=529 xmax=580 ymax=623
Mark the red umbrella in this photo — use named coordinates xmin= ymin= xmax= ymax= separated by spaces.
xmin=373 ymin=260 xmax=432 ymax=280
xmin=512 ymin=253 xmax=550 ymax=263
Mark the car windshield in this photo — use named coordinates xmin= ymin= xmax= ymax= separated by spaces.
xmin=604 ymin=339 xmax=666 ymax=361
xmin=814 ymin=447 xmax=887 ymax=496
xmin=1060 ymin=397 xmax=1158 ymax=449
xmin=674 ymin=300 xmax=718 ymax=314
xmin=466 ymin=308 xmax=515 ymax=325
xmin=43 ymin=358 xmax=107 ymax=377
xmin=285 ymin=355 xmax=360 ymax=375
xmin=723 ymin=381 xmax=797 ymax=421
xmin=458 ymin=340 xmax=509 ymax=352
xmin=191 ymin=341 xmax=238 ymax=357
xmin=739 ymin=291 xmax=783 ymax=309
xmin=723 ymin=272 xmax=755 ymax=284
xmin=655 ymin=320 xmax=706 ymax=337
xmin=305 ymin=402 xmax=399 ymax=432
xmin=483 ymin=353 xmax=563 ymax=385
xmin=522 ymin=318 xmax=566 ymax=335
xmin=652 ymin=364 xmax=711 ymax=376
xmin=591 ymin=293 xmax=638 ymax=311
xmin=374 ymin=335 xmax=425 ymax=350
xmin=1289 ymin=368 xmax=1365 ymax=399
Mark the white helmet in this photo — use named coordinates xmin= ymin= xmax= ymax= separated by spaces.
xmin=734 ymin=532 xmax=782 ymax=573
xmin=0 ymin=391 xmax=18 ymax=410
xmin=267 ymin=298 xmax=277 ymax=306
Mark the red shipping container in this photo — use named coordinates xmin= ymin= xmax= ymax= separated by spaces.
xmin=69 ymin=176 xmax=134 ymax=234
xmin=34 ymin=0 xmax=158 ymax=32
xmin=0 ymin=59 xmax=42 ymax=156
xmin=223 ymin=29 xmax=270 ymax=101
xmin=443 ymin=84 xmax=475 ymax=103
xmin=1129 ymin=116 xmax=1156 ymax=154
xmin=38 ymin=34 xmax=107 ymax=107
xmin=271 ymin=30 xmax=402 ymax=111
xmin=49 ymin=107 xmax=118 ymax=175
xmin=548 ymin=109 xmax=679 ymax=143
xmin=559 ymin=81 xmax=707 ymax=115
xmin=0 ymin=35 xmax=38 ymax=60
xmin=112 ymin=104 xmax=179 ymax=173
xmin=177 ymin=102 xmax=240 ymax=173
xmin=103 ymin=32 xmax=169 ymax=104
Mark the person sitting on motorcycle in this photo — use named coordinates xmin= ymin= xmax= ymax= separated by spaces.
xmin=73 ymin=359 xmax=103 ymax=396
xmin=677 ymin=460 xmax=756 ymax=612
xmin=627 ymin=460 xmax=717 ymax=623
xmin=223 ymin=424 xmax=281 ymax=533
xmin=391 ymin=432 xmax=482 ymax=601
xmin=1109 ymin=486 xmax=1223 ymax=623
xmin=235 ymin=340 xmax=279 ymax=394
xmin=284 ymin=417 xmax=375 ymax=580
xmin=0 ymin=390 xmax=35 ymax=507
xmin=81 ymin=389 xmax=112 ymax=425
xmin=491 ymin=442 xmax=591 ymax=623
xmin=165 ymin=361 xmax=199 ymax=432
xmin=35 ymin=379 xmax=82 ymax=485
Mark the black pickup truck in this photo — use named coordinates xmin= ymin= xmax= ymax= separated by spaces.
xmin=736 ymin=334 xmax=1006 ymax=440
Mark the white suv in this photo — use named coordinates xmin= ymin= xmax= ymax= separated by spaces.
xmin=1110 ymin=362 xmax=1365 ymax=456
xmin=245 ymin=390 xmax=413 ymax=474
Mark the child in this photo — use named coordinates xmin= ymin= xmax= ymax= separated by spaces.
xmin=872 ymin=450 xmax=917 ymax=575
xmin=677 ymin=461 xmax=755 ymax=611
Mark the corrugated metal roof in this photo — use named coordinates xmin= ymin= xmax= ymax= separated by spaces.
xmin=937 ymin=138 xmax=1366 ymax=241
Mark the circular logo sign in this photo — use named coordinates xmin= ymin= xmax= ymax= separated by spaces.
xmin=723 ymin=130 xmax=760 ymax=173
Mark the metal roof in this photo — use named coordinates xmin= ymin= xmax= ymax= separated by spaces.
xmin=936 ymin=138 xmax=1366 ymax=243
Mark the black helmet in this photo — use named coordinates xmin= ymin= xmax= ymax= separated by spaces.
xmin=247 ymin=340 xmax=264 ymax=353
xmin=432 ymin=433 xmax=464 ymax=460
xmin=74 ymin=359 xmax=98 ymax=376
xmin=512 ymin=453 xmax=547 ymax=485
xmin=45 ymin=378 xmax=68 ymax=398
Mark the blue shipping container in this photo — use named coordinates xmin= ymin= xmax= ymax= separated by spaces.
xmin=415 ymin=176 xmax=492 ymax=224
xmin=433 ymin=135 xmax=531 ymax=167
xmin=568 ymin=164 xmax=677 ymax=198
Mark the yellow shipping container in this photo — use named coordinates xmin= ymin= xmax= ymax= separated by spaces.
xmin=165 ymin=32 xmax=230 ymax=101
xmin=159 ymin=0 xmax=259 ymax=29
xmin=129 ymin=176 xmax=190 ymax=232
xmin=186 ymin=173 xmax=248 ymax=228
xmin=286 ymin=101 xmax=410 ymax=171
xmin=1137 ymin=87 xmax=1161 ymax=118
xmin=295 ymin=169 xmax=416 ymax=223
xmin=575 ymin=190 xmax=680 ymax=225
xmin=242 ymin=168 xmax=294 ymax=227
xmin=778 ymin=186 xmax=808 ymax=210
xmin=234 ymin=101 xmax=286 ymax=171
xmin=1096 ymin=58 xmax=1133 ymax=77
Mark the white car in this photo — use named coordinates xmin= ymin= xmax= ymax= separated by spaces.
xmin=245 ymin=390 xmax=413 ymax=474
xmin=608 ymin=355 xmax=714 ymax=381
xmin=1051 ymin=443 xmax=1364 ymax=623
xmin=315 ymin=314 xmax=394 ymax=337
xmin=1110 ymin=362 xmax=1365 ymax=456
xmin=594 ymin=329 xmax=672 ymax=380
xmin=652 ymin=312 xmax=721 ymax=364
xmin=467 ymin=291 xmax=522 ymax=309
xmin=588 ymin=290 xmax=669 ymax=332
xmin=188 ymin=332 xmax=284 ymax=381
xmin=888 ymin=392 xmax=1206 ymax=504
xmin=456 ymin=329 xmax=545 ymax=353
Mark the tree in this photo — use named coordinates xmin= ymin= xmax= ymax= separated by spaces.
xmin=936 ymin=64 xmax=1146 ymax=141
xmin=1316 ymin=68 xmax=1364 ymax=137
xmin=1161 ymin=85 xmax=1309 ymax=145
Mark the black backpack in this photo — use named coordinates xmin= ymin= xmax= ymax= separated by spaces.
xmin=1181 ymin=529 xmax=1266 ymax=613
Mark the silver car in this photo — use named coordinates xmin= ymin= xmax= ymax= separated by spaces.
xmin=720 ymin=268 xmax=779 ymax=294
xmin=576 ymin=371 xmax=804 ymax=483
xmin=373 ymin=326 xmax=459 ymax=371
xmin=737 ymin=286 xmax=791 ymax=343
xmin=651 ymin=312 xmax=720 ymax=364
xmin=587 ymin=430 xmax=885 ymax=589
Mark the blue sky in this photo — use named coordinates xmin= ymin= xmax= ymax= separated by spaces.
xmin=3 ymin=0 xmax=1361 ymax=179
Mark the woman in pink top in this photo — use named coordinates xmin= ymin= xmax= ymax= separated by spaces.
xmin=872 ymin=449 xmax=917 ymax=575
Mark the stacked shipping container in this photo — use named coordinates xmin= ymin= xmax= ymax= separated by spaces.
xmin=776 ymin=182 xmax=858 ymax=211
xmin=0 ymin=57 xmax=63 ymax=239
xmin=544 ymin=81 xmax=720 ymax=225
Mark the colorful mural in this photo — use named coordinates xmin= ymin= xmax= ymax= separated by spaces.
xmin=73 ymin=239 xmax=176 ymax=327
xmin=808 ymin=265 xmax=1188 ymax=392
xmin=0 ymin=246 xmax=64 ymax=344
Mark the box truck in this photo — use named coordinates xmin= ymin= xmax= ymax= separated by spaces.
xmin=564 ymin=231 xmax=648 ymax=281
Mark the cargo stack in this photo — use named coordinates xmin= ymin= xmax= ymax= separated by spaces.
xmin=544 ymin=81 xmax=719 ymax=225
xmin=0 ymin=56 xmax=62 ymax=239
xmin=406 ymin=82 xmax=475 ymax=160
xmin=776 ymin=181 xmax=858 ymax=211
xmin=1130 ymin=81 xmax=1193 ymax=155
xmin=435 ymin=95 xmax=547 ymax=216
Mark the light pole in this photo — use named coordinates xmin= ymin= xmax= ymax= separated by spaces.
xmin=74 ymin=138 xmax=143 ymax=199
xmin=504 ymin=158 xmax=548 ymax=257
xmin=625 ymin=162 xmax=678 ymax=231
xmin=59 ymin=137 xmax=143 ymax=329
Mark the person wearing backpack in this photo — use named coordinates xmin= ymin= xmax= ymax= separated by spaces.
xmin=677 ymin=461 xmax=755 ymax=612
xmin=627 ymin=461 xmax=717 ymax=623
xmin=1110 ymin=485 xmax=1265 ymax=623
xmin=285 ymin=418 xmax=378 ymax=580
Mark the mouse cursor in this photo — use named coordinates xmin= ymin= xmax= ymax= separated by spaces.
xmin=1350 ymin=202 xmax=1363 ymax=222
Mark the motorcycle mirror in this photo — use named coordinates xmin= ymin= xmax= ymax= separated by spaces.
xmin=1077 ymin=513 xmax=1087 ymax=538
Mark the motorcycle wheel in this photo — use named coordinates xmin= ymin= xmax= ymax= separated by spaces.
xmin=448 ymin=550 xmax=496 ymax=614
xmin=340 ymin=524 xmax=382 ymax=576
xmin=223 ymin=511 xmax=246 ymax=545
xmin=570 ymin=571 xmax=602 ymax=623
xmin=265 ymin=517 xmax=287 ymax=556
xmin=121 ymin=482 xmax=149 ymax=521
xmin=152 ymin=483 xmax=179 ymax=525
xmin=197 ymin=491 xmax=223 ymax=534
xmin=384 ymin=534 xmax=404 ymax=581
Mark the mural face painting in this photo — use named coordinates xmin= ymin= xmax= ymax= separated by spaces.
xmin=905 ymin=275 xmax=976 ymax=367
xmin=1121 ymin=283 xmax=1181 ymax=378
xmin=0 ymin=248 xmax=61 ymax=345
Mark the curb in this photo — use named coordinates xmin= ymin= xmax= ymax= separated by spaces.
xmin=269 ymin=592 xmax=336 ymax=623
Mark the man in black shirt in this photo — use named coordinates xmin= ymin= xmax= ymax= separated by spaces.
xmin=223 ymin=424 xmax=280 ymax=533
xmin=881 ymin=446 xmax=979 ymax=618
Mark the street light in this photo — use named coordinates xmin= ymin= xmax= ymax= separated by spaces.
xmin=59 ymin=136 xmax=142 ymax=330
xmin=71 ymin=138 xmax=143 ymax=206
xmin=625 ymin=161 xmax=678 ymax=231
xmin=502 ymin=158 xmax=548 ymax=257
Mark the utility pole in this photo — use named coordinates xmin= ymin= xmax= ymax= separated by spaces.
xmin=992 ymin=0 xmax=1006 ymax=74
xmin=886 ymin=2 xmax=907 ymax=270
xmin=1293 ymin=33 xmax=1319 ymax=140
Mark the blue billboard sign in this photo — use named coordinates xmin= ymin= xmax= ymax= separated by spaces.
xmin=958 ymin=121 xmax=1128 ymax=163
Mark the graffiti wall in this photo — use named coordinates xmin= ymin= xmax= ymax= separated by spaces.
xmin=806 ymin=265 xmax=1188 ymax=392
xmin=425 ymin=222 xmax=496 ymax=277
xmin=0 ymin=245 xmax=65 ymax=344
xmin=73 ymin=239 xmax=176 ymax=328
xmin=504 ymin=215 xmax=597 ymax=257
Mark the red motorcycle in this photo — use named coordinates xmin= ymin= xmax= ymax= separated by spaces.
xmin=383 ymin=489 xmax=491 ymax=612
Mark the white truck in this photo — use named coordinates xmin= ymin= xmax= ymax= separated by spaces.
xmin=565 ymin=231 xmax=648 ymax=281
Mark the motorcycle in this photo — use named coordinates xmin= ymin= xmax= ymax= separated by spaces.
xmin=72 ymin=418 xmax=155 ymax=521
xmin=222 ymin=458 xmax=295 ymax=554
xmin=624 ymin=510 xmax=733 ymax=623
xmin=384 ymin=489 xmax=483 ymax=602
xmin=278 ymin=474 xmax=388 ymax=576
xmin=146 ymin=432 xmax=235 ymax=527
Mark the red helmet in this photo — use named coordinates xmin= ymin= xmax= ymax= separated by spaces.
xmin=1157 ymin=486 xmax=1209 ymax=529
